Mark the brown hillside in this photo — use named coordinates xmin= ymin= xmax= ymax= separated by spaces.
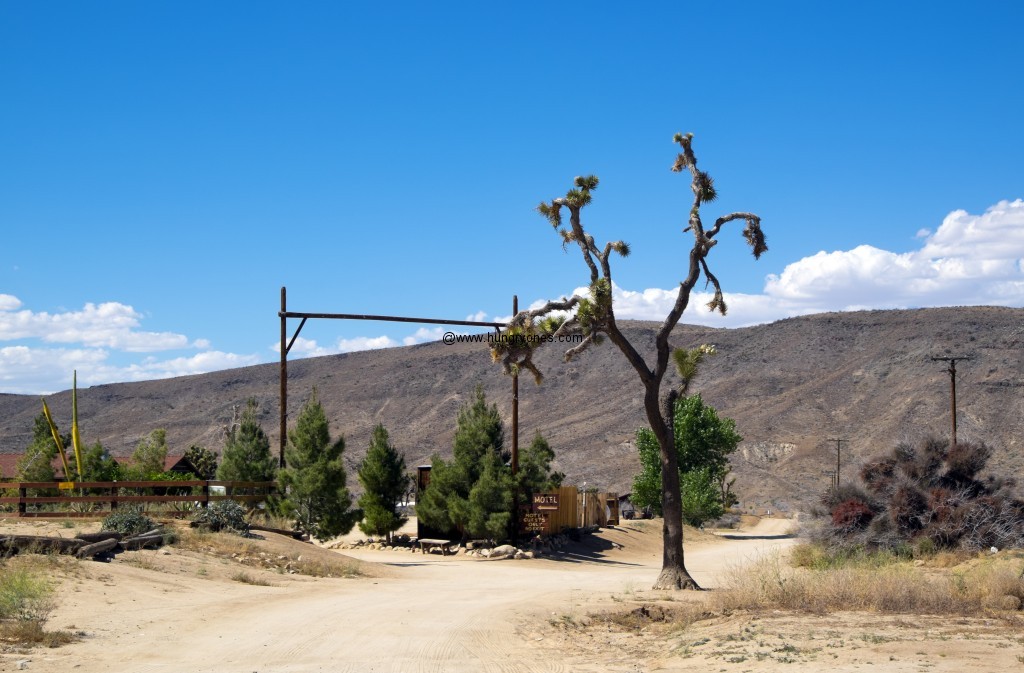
xmin=1 ymin=306 xmax=1021 ymax=511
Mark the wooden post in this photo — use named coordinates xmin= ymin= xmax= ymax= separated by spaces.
xmin=280 ymin=286 xmax=288 ymax=468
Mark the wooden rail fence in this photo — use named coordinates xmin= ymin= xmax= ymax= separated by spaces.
xmin=0 ymin=480 xmax=276 ymax=518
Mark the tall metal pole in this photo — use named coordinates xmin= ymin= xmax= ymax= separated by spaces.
xmin=280 ymin=286 xmax=287 ymax=468
xmin=949 ymin=361 xmax=958 ymax=445
xmin=510 ymin=295 xmax=519 ymax=543
xmin=511 ymin=295 xmax=519 ymax=476
xmin=931 ymin=356 xmax=970 ymax=446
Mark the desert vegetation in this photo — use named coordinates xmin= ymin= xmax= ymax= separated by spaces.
xmin=491 ymin=133 xmax=767 ymax=589
xmin=805 ymin=435 xmax=1024 ymax=554
xmin=631 ymin=391 xmax=740 ymax=527
xmin=416 ymin=386 xmax=562 ymax=542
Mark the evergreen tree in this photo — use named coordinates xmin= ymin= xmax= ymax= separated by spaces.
xmin=468 ymin=452 xmax=513 ymax=540
xmin=631 ymin=394 xmax=741 ymax=526
xmin=17 ymin=413 xmax=62 ymax=482
xmin=517 ymin=432 xmax=564 ymax=497
xmin=128 ymin=429 xmax=168 ymax=480
xmin=278 ymin=390 xmax=359 ymax=541
xmin=357 ymin=424 xmax=410 ymax=542
xmin=218 ymin=399 xmax=277 ymax=482
xmin=416 ymin=387 xmax=509 ymax=540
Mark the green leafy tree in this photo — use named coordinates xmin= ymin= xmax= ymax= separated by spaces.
xmin=278 ymin=390 xmax=359 ymax=541
xmin=417 ymin=387 xmax=508 ymax=540
xmin=218 ymin=399 xmax=277 ymax=482
xmin=183 ymin=445 xmax=218 ymax=480
xmin=76 ymin=441 xmax=122 ymax=482
xmin=491 ymin=134 xmax=765 ymax=588
xmin=679 ymin=468 xmax=725 ymax=527
xmin=17 ymin=413 xmax=62 ymax=482
xmin=357 ymin=424 xmax=410 ymax=542
xmin=631 ymin=394 xmax=741 ymax=526
xmin=127 ymin=429 xmax=168 ymax=480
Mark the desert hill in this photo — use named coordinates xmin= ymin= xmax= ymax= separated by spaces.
xmin=1 ymin=306 xmax=1021 ymax=511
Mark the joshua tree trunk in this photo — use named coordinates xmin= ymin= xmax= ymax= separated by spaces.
xmin=492 ymin=132 xmax=765 ymax=589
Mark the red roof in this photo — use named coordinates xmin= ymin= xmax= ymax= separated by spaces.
xmin=0 ymin=453 xmax=185 ymax=480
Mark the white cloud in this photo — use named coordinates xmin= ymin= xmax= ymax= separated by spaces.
xmin=0 ymin=345 xmax=260 ymax=395
xmin=763 ymin=199 xmax=1024 ymax=312
xmin=536 ymin=199 xmax=1024 ymax=328
xmin=0 ymin=300 xmax=192 ymax=352
xmin=336 ymin=335 xmax=399 ymax=352
xmin=0 ymin=295 xmax=22 ymax=311
xmin=270 ymin=336 xmax=335 ymax=357
xmin=403 ymin=326 xmax=453 ymax=345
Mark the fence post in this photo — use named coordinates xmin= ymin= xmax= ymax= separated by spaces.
xmin=202 ymin=481 xmax=210 ymax=509
xmin=17 ymin=486 xmax=26 ymax=517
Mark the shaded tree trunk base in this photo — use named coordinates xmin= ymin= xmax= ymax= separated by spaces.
xmin=652 ymin=566 xmax=703 ymax=590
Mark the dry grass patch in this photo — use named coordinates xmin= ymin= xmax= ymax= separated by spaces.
xmin=0 ymin=559 xmax=81 ymax=649
xmin=230 ymin=571 xmax=273 ymax=586
xmin=718 ymin=550 xmax=1024 ymax=616
xmin=175 ymin=528 xmax=364 ymax=579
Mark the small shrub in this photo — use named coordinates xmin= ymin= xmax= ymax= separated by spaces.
xmin=101 ymin=507 xmax=156 ymax=536
xmin=191 ymin=500 xmax=249 ymax=534
xmin=0 ymin=566 xmax=54 ymax=622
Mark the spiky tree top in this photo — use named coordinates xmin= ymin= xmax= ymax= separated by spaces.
xmin=492 ymin=133 xmax=766 ymax=389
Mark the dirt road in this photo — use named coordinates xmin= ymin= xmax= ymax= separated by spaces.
xmin=7 ymin=519 xmax=794 ymax=673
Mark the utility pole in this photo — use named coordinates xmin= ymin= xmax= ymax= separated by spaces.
xmin=828 ymin=438 xmax=844 ymax=487
xmin=931 ymin=356 xmax=971 ymax=445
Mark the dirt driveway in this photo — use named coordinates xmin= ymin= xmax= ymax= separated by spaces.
xmin=1 ymin=518 xmax=796 ymax=673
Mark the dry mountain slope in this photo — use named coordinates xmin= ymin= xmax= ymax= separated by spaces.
xmin=1 ymin=306 xmax=1021 ymax=510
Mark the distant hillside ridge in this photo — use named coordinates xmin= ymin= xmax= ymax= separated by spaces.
xmin=1 ymin=306 xmax=1021 ymax=511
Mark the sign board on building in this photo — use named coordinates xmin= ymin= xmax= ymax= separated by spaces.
xmin=532 ymin=493 xmax=559 ymax=510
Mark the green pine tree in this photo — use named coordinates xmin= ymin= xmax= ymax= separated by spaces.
xmin=218 ymin=399 xmax=277 ymax=482
xmin=416 ymin=386 xmax=510 ymax=540
xmin=517 ymin=431 xmax=564 ymax=497
xmin=356 ymin=424 xmax=410 ymax=542
xmin=278 ymin=390 xmax=359 ymax=541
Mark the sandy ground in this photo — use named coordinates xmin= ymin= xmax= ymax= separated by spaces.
xmin=1 ymin=517 xmax=1021 ymax=672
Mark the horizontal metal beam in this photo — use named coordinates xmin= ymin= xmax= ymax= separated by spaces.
xmin=280 ymin=311 xmax=507 ymax=328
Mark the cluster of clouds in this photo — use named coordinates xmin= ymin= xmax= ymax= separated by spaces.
xmin=0 ymin=297 xmax=260 ymax=394
xmin=609 ymin=199 xmax=1024 ymax=326
xmin=2 ymin=200 xmax=1021 ymax=394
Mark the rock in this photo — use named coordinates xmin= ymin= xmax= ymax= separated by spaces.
xmin=490 ymin=544 xmax=517 ymax=559
xmin=16 ymin=660 xmax=29 ymax=670
xmin=524 ymin=551 xmax=535 ymax=559
xmin=514 ymin=551 xmax=525 ymax=560
xmin=480 ymin=549 xmax=491 ymax=558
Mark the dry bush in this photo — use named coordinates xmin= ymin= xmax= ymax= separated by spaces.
xmin=230 ymin=571 xmax=273 ymax=586
xmin=715 ymin=551 xmax=1024 ymax=616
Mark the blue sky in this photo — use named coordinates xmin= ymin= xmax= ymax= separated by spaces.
xmin=1 ymin=1 xmax=1022 ymax=394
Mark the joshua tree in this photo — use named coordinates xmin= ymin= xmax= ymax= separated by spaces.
xmin=491 ymin=133 xmax=766 ymax=589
